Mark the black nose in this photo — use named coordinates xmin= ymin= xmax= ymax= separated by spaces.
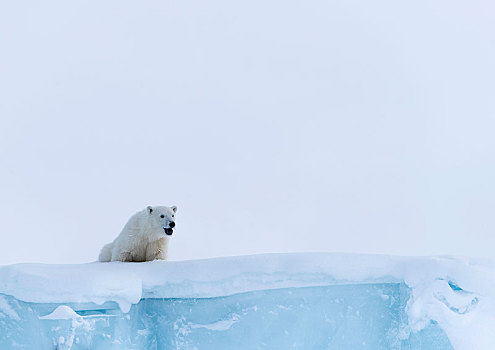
xmin=169 ymin=221 xmax=175 ymax=228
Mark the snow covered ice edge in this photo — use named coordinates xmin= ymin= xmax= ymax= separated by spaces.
xmin=0 ymin=252 xmax=494 ymax=349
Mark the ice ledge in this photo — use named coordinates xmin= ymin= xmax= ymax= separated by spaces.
xmin=1 ymin=253 xmax=494 ymax=349
xmin=0 ymin=253 xmax=492 ymax=302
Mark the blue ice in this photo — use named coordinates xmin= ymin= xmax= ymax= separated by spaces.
xmin=0 ymin=282 xmax=451 ymax=349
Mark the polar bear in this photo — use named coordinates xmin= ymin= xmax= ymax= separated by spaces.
xmin=98 ymin=205 xmax=177 ymax=262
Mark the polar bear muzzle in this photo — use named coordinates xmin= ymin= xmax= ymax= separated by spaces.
xmin=164 ymin=227 xmax=174 ymax=236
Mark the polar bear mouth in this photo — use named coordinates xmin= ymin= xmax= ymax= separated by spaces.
xmin=163 ymin=228 xmax=174 ymax=236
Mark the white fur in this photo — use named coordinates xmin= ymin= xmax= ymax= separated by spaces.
xmin=99 ymin=205 xmax=177 ymax=262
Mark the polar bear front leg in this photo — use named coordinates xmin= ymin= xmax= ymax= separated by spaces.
xmin=145 ymin=238 xmax=168 ymax=261
xmin=112 ymin=250 xmax=134 ymax=262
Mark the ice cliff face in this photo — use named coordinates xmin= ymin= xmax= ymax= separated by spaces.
xmin=0 ymin=253 xmax=493 ymax=349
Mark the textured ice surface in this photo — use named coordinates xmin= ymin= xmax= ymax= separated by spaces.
xmin=0 ymin=284 xmax=452 ymax=349
xmin=0 ymin=253 xmax=494 ymax=349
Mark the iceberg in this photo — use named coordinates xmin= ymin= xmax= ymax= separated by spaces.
xmin=0 ymin=253 xmax=494 ymax=349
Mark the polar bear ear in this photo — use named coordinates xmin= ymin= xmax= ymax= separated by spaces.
xmin=171 ymin=205 xmax=177 ymax=213
xmin=147 ymin=206 xmax=153 ymax=214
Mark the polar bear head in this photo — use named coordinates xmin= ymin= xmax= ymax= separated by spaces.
xmin=147 ymin=205 xmax=177 ymax=236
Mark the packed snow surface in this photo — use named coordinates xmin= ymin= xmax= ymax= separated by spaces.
xmin=0 ymin=253 xmax=494 ymax=349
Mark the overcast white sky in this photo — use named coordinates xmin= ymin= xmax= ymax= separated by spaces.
xmin=1 ymin=1 xmax=494 ymax=265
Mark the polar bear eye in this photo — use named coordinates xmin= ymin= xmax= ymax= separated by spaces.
xmin=172 ymin=215 xmax=175 ymax=218
xmin=160 ymin=214 xmax=165 ymax=218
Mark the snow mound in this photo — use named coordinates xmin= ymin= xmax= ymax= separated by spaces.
xmin=40 ymin=305 xmax=80 ymax=320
